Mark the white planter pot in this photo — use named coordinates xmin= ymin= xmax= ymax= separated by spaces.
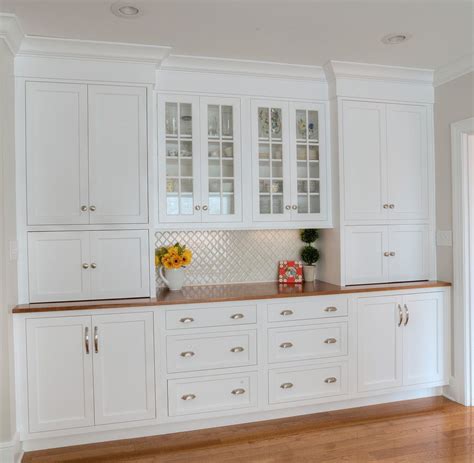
xmin=303 ymin=265 xmax=316 ymax=282
xmin=159 ymin=267 xmax=185 ymax=291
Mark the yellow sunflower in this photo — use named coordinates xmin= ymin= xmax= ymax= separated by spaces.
xmin=182 ymin=249 xmax=192 ymax=266
xmin=171 ymin=255 xmax=183 ymax=269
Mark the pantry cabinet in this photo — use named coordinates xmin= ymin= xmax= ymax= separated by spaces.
xmin=26 ymin=81 xmax=148 ymax=225
xmin=28 ymin=230 xmax=150 ymax=302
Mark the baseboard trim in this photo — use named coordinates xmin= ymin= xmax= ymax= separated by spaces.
xmin=22 ymin=387 xmax=442 ymax=452
xmin=0 ymin=435 xmax=23 ymax=463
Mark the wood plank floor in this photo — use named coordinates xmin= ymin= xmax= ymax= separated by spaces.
xmin=23 ymin=397 xmax=473 ymax=463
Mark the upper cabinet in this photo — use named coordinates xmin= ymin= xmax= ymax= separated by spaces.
xmin=342 ymin=100 xmax=429 ymax=222
xmin=26 ymin=82 xmax=148 ymax=226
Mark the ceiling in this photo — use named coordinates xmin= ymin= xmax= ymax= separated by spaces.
xmin=2 ymin=0 xmax=473 ymax=70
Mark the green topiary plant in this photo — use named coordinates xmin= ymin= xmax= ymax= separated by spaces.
xmin=300 ymin=229 xmax=319 ymax=244
xmin=301 ymin=245 xmax=320 ymax=266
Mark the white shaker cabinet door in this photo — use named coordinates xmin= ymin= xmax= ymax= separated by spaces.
xmin=92 ymin=312 xmax=155 ymax=425
xmin=386 ymin=104 xmax=429 ymax=220
xmin=26 ymin=316 xmax=94 ymax=432
xmin=345 ymin=226 xmax=389 ymax=285
xmin=89 ymin=230 xmax=150 ymax=300
xmin=357 ymin=296 xmax=403 ymax=392
xmin=342 ymin=101 xmax=388 ymax=221
xmin=88 ymin=85 xmax=148 ymax=224
xmin=26 ymin=82 xmax=89 ymax=225
xmin=402 ymin=292 xmax=445 ymax=386
xmin=28 ymin=232 xmax=91 ymax=303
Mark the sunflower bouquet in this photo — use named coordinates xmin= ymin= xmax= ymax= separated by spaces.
xmin=155 ymin=243 xmax=192 ymax=269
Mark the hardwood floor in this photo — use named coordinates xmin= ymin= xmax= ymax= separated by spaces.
xmin=23 ymin=397 xmax=473 ymax=463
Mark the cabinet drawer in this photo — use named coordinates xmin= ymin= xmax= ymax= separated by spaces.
xmin=268 ymin=323 xmax=347 ymax=364
xmin=267 ymin=296 xmax=348 ymax=322
xmin=168 ymin=372 xmax=258 ymax=416
xmin=165 ymin=305 xmax=257 ymax=330
xmin=269 ymin=363 xmax=348 ymax=404
xmin=166 ymin=331 xmax=257 ymax=373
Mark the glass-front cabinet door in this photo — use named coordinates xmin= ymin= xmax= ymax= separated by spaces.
xmin=200 ymin=97 xmax=242 ymax=222
xmin=289 ymin=102 xmax=327 ymax=221
xmin=251 ymin=100 xmax=291 ymax=222
xmin=158 ymin=95 xmax=201 ymax=223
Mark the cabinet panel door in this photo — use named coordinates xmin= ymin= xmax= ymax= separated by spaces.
xmin=89 ymin=230 xmax=149 ymax=300
xmin=357 ymin=296 xmax=403 ymax=392
xmin=251 ymin=100 xmax=292 ymax=222
xmin=200 ymin=97 xmax=242 ymax=223
xmin=402 ymin=292 xmax=445 ymax=385
xmin=342 ymin=101 xmax=388 ymax=221
xmin=386 ymin=104 xmax=429 ymax=220
xmin=289 ymin=102 xmax=327 ymax=221
xmin=388 ymin=225 xmax=430 ymax=282
xmin=92 ymin=312 xmax=155 ymax=425
xmin=157 ymin=95 xmax=202 ymax=223
xmin=345 ymin=226 xmax=389 ymax=285
xmin=28 ymin=232 xmax=90 ymax=303
xmin=26 ymin=82 xmax=89 ymax=225
xmin=88 ymin=85 xmax=148 ymax=224
xmin=26 ymin=317 xmax=94 ymax=432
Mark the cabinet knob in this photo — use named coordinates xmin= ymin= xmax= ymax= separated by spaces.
xmin=280 ymin=342 xmax=293 ymax=349
xmin=390 ymin=252 xmax=396 ymax=256
xmin=231 ymin=388 xmax=246 ymax=396
xmin=383 ymin=204 xmax=389 ymax=209
xmin=389 ymin=204 xmax=395 ymax=209
xmin=230 ymin=346 xmax=244 ymax=353
xmin=181 ymin=394 xmax=196 ymax=401
xmin=384 ymin=252 xmax=390 ymax=257
xmin=280 ymin=309 xmax=294 ymax=316
xmin=91 ymin=263 xmax=97 ymax=269
xmin=324 ymin=338 xmax=337 ymax=344
xmin=324 ymin=306 xmax=337 ymax=312
xmin=202 ymin=205 xmax=209 ymax=211
xmin=324 ymin=377 xmax=337 ymax=384
xmin=179 ymin=317 xmax=194 ymax=324
xmin=82 ymin=263 xmax=89 ymax=269
xmin=89 ymin=205 xmax=96 ymax=212
xmin=81 ymin=205 xmax=88 ymax=212
xmin=180 ymin=351 xmax=195 ymax=358
xmin=195 ymin=205 xmax=201 ymax=211
xmin=230 ymin=313 xmax=244 ymax=320
xmin=285 ymin=205 xmax=291 ymax=210
xmin=291 ymin=205 xmax=298 ymax=210
xmin=280 ymin=382 xmax=294 ymax=389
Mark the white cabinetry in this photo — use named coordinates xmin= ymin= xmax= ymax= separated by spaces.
xmin=26 ymin=313 xmax=155 ymax=432
xmin=357 ymin=292 xmax=445 ymax=393
xmin=28 ymin=230 xmax=150 ymax=302
xmin=26 ymin=82 xmax=148 ymax=225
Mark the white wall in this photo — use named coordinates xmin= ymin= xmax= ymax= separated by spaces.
xmin=435 ymin=71 xmax=474 ymax=282
xmin=0 ymin=38 xmax=19 ymax=452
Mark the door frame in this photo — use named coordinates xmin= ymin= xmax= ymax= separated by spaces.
xmin=451 ymin=117 xmax=474 ymax=405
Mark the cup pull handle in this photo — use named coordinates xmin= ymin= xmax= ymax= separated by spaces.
xmin=324 ymin=377 xmax=337 ymax=384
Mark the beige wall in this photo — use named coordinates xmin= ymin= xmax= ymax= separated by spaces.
xmin=435 ymin=71 xmax=474 ymax=282
xmin=0 ymin=39 xmax=18 ymax=445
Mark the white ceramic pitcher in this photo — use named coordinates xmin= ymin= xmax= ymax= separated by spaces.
xmin=159 ymin=267 xmax=185 ymax=291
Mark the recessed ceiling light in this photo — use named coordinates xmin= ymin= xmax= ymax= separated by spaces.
xmin=111 ymin=2 xmax=142 ymax=18
xmin=381 ymin=33 xmax=411 ymax=45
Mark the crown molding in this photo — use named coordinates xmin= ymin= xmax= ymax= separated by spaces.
xmin=434 ymin=53 xmax=474 ymax=87
xmin=18 ymin=35 xmax=171 ymax=65
xmin=0 ymin=13 xmax=24 ymax=55
xmin=324 ymin=60 xmax=434 ymax=85
xmin=161 ymin=54 xmax=326 ymax=81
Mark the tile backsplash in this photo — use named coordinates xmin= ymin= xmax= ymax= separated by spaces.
xmin=155 ymin=230 xmax=303 ymax=286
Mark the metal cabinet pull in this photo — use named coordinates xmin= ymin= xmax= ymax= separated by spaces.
xmin=94 ymin=326 xmax=99 ymax=353
xmin=398 ymin=304 xmax=403 ymax=327
xmin=324 ymin=338 xmax=337 ymax=344
xmin=89 ymin=205 xmax=96 ymax=212
xmin=84 ymin=327 xmax=90 ymax=354
xmin=179 ymin=317 xmax=194 ymax=324
xmin=404 ymin=304 xmax=409 ymax=326
xmin=231 ymin=388 xmax=246 ymax=395
xmin=280 ymin=309 xmax=294 ymax=316
xmin=389 ymin=204 xmax=395 ymax=209
xmin=383 ymin=204 xmax=389 ymax=209
xmin=202 ymin=205 xmax=209 ymax=211
xmin=384 ymin=252 xmax=390 ymax=257
xmin=324 ymin=306 xmax=337 ymax=313
xmin=181 ymin=394 xmax=196 ymax=401
xmin=230 ymin=313 xmax=244 ymax=320
xmin=82 ymin=263 xmax=89 ymax=269
xmin=180 ymin=351 xmax=195 ymax=358
xmin=280 ymin=342 xmax=293 ymax=349
xmin=291 ymin=205 xmax=297 ymax=210
xmin=81 ymin=205 xmax=88 ymax=212
xmin=194 ymin=205 xmax=201 ymax=211
xmin=390 ymin=252 xmax=396 ymax=257
xmin=285 ymin=205 xmax=291 ymax=210
xmin=91 ymin=263 xmax=97 ymax=269
xmin=230 ymin=346 xmax=244 ymax=353
xmin=324 ymin=377 xmax=337 ymax=384
xmin=280 ymin=382 xmax=294 ymax=389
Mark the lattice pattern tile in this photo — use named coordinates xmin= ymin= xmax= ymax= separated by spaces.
xmin=155 ymin=230 xmax=303 ymax=286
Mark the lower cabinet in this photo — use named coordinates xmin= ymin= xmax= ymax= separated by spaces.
xmin=28 ymin=230 xmax=150 ymax=302
xmin=357 ymin=292 xmax=445 ymax=393
xmin=26 ymin=312 xmax=155 ymax=432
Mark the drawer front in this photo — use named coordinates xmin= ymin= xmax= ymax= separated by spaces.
xmin=168 ymin=372 xmax=258 ymax=416
xmin=166 ymin=305 xmax=257 ymax=330
xmin=269 ymin=363 xmax=348 ymax=404
xmin=267 ymin=296 xmax=348 ymax=322
xmin=268 ymin=323 xmax=347 ymax=364
xmin=166 ymin=331 xmax=257 ymax=373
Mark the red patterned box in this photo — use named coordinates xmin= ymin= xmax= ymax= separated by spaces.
xmin=278 ymin=261 xmax=303 ymax=284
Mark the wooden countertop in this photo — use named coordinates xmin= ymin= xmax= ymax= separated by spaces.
xmin=12 ymin=280 xmax=451 ymax=314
